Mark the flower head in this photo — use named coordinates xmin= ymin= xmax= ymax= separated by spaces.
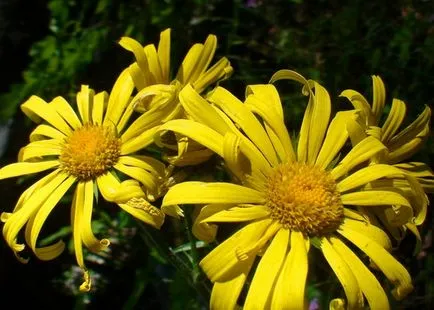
xmin=157 ymin=71 xmax=422 ymax=309
xmin=119 ymin=29 xmax=233 ymax=166
xmin=0 ymin=69 xmax=168 ymax=291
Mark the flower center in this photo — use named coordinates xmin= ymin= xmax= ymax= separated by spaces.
xmin=59 ymin=124 xmax=121 ymax=180
xmin=265 ymin=162 xmax=344 ymax=236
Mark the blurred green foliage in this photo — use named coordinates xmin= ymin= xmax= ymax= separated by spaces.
xmin=0 ymin=0 xmax=433 ymax=309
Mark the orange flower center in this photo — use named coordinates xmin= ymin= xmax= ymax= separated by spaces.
xmin=59 ymin=124 xmax=121 ymax=180
xmin=265 ymin=162 xmax=344 ymax=236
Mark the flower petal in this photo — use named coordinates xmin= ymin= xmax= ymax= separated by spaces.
xmin=0 ymin=160 xmax=59 ymax=180
xmin=381 ymin=98 xmax=406 ymax=144
xmin=76 ymin=85 xmax=94 ymax=124
xmin=21 ymin=96 xmax=72 ymax=135
xmin=157 ymin=29 xmax=171 ymax=84
xmin=91 ymin=91 xmax=108 ymax=125
xmin=192 ymin=204 xmax=229 ymax=242
xmin=330 ymin=236 xmax=390 ymax=310
xmin=162 ymin=182 xmax=264 ymax=208
xmin=331 ymin=136 xmax=386 ymax=181
xmin=244 ymin=228 xmax=289 ymax=309
xmin=202 ymin=205 xmax=270 ymax=224
xmin=193 ymin=57 xmax=233 ymax=93
xmin=96 ymin=172 xmax=120 ymax=201
xmin=121 ymin=126 xmax=159 ymax=155
xmin=199 ymin=219 xmax=271 ymax=282
xmin=19 ymin=139 xmax=62 ymax=161
xmin=321 ymin=237 xmax=364 ymax=309
xmin=315 ymin=110 xmax=358 ymax=169
xmin=339 ymin=218 xmax=392 ymax=250
xmin=338 ymin=227 xmax=413 ymax=300
xmin=118 ymin=198 xmax=165 ymax=229
xmin=371 ymin=75 xmax=386 ymax=124
xmin=207 ymin=87 xmax=278 ymax=166
xmin=29 ymin=124 xmax=66 ymax=142
xmin=271 ymin=230 xmax=309 ymax=310
xmin=50 ymin=96 xmax=82 ymax=129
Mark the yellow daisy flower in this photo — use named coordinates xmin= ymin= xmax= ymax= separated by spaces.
xmin=157 ymin=72 xmax=421 ymax=309
xmin=0 ymin=69 xmax=167 ymax=291
xmin=340 ymin=75 xmax=432 ymax=242
xmin=119 ymin=28 xmax=233 ymax=166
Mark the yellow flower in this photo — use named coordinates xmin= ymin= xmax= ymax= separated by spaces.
xmin=157 ymin=72 xmax=421 ymax=309
xmin=119 ymin=28 xmax=233 ymax=166
xmin=0 ymin=69 xmax=167 ymax=292
xmin=340 ymin=75 xmax=432 ymax=243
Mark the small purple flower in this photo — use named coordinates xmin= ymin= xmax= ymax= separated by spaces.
xmin=309 ymin=297 xmax=320 ymax=310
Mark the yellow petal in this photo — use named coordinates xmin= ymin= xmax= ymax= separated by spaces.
xmin=19 ymin=140 xmax=62 ymax=161
xmin=91 ymin=91 xmax=108 ymax=125
xmin=202 ymin=205 xmax=269 ymax=224
xmin=381 ymin=98 xmax=406 ymax=144
xmin=330 ymin=236 xmax=390 ymax=310
xmin=143 ymin=43 xmax=163 ymax=83
xmin=340 ymin=218 xmax=392 ymax=250
xmin=21 ymin=96 xmax=72 ymax=135
xmin=50 ymin=96 xmax=82 ymax=129
xmin=176 ymin=43 xmax=204 ymax=84
xmin=223 ymin=132 xmax=251 ymax=181
xmin=162 ymin=182 xmax=264 ymax=207
xmin=104 ymin=68 xmax=135 ymax=129
xmin=121 ymin=126 xmax=159 ymax=155
xmin=338 ymin=227 xmax=413 ymax=300
xmin=81 ymin=180 xmax=110 ymax=252
xmin=118 ymin=198 xmax=165 ymax=229
xmin=315 ymin=110 xmax=358 ymax=169
xmin=76 ymin=85 xmax=94 ymax=124
xmin=192 ymin=204 xmax=229 ymax=242
xmin=157 ymin=29 xmax=171 ymax=84
xmin=0 ymin=160 xmax=59 ymax=180
xmin=271 ymin=231 xmax=308 ymax=310
xmin=155 ymin=119 xmax=224 ymax=156
xmin=244 ymin=228 xmax=289 ymax=310
xmin=199 ymin=219 xmax=271 ymax=282
xmin=179 ymin=84 xmax=231 ymax=135
xmin=339 ymin=89 xmax=374 ymax=125
xmin=331 ymin=136 xmax=386 ymax=180
xmin=210 ymin=264 xmax=253 ymax=310
xmin=26 ymin=174 xmax=75 ymax=259
xmin=245 ymin=86 xmax=295 ymax=162
xmin=29 ymin=124 xmax=66 ymax=142
xmin=321 ymin=237 xmax=364 ymax=309
xmin=337 ymin=164 xmax=406 ymax=193
xmin=371 ymin=75 xmax=386 ymax=124
xmin=207 ymin=87 xmax=278 ymax=166
xmin=189 ymin=34 xmax=217 ymax=83
xmin=193 ymin=57 xmax=233 ymax=93
xmin=113 ymin=163 xmax=158 ymax=197
xmin=96 ymin=172 xmax=120 ymax=201
xmin=119 ymin=37 xmax=150 ymax=76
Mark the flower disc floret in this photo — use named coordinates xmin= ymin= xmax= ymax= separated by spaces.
xmin=266 ymin=162 xmax=344 ymax=236
xmin=59 ymin=124 xmax=121 ymax=180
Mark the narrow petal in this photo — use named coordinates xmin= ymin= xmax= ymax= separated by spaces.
xmin=70 ymin=184 xmax=91 ymax=292
xmin=331 ymin=136 xmax=386 ymax=181
xmin=119 ymin=37 xmax=150 ymax=76
xmin=21 ymin=96 xmax=72 ymax=135
xmin=96 ymin=172 xmax=120 ymax=201
xmin=381 ymin=98 xmax=406 ymax=144
xmin=91 ymin=91 xmax=108 ymax=125
xmin=338 ymin=227 xmax=413 ymax=300
xmin=339 ymin=89 xmax=374 ymax=125
xmin=157 ymin=29 xmax=171 ymax=84
xmin=337 ymin=164 xmax=406 ymax=193
xmin=143 ymin=43 xmax=163 ymax=83
xmin=81 ymin=180 xmax=110 ymax=252
xmin=244 ymin=228 xmax=289 ymax=309
xmin=176 ymin=44 xmax=204 ymax=84
xmin=271 ymin=231 xmax=308 ymax=310
xmin=118 ymin=199 xmax=164 ymax=229
xmin=76 ymin=85 xmax=94 ymax=124
xmin=104 ymin=68 xmax=135 ymax=129
xmin=202 ymin=205 xmax=270 ymax=224
xmin=0 ymin=160 xmax=59 ymax=180
xmin=339 ymin=218 xmax=392 ymax=250
xmin=30 ymin=124 xmax=66 ymax=142
xmin=50 ymin=96 xmax=82 ymax=129
xmin=321 ymin=237 xmax=364 ymax=309
xmin=207 ymin=87 xmax=278 ymax=166
xmin=192 ymin=204 xmax=229 ymax=242
xmin=26 ymin=174 xmax=75 ymax=259
xmin=179 ymin=84 xmax=231 ymax=135
xmin=371 ymin=75 xmax=386 ymax=124
xmin=341 ymin=190 xmax=411 ymax=208
xmin=245 ymin=86 xmax=295 ymax=162
xmin=315 ymin=110 xmax=358 ymax=169
xmin=162 ymin=182 xmax=264 ymax=208
xmin=193 ymin=57 xmax=233 ymax=93
xmin=113 ymin=162 xmax=158 ymax=196
xmin=118 ymin=155 xmax=166 ymax=178
xmin=121 ymin=126 xmax=159 ymax=155
xmin=223 ymin=132 xmax=251 ymax=181
xmin=19 ymin=140 xmax=62 ymax=161
xmin=210 ymin=263 xmax=253 ymax=310
xmin=330 ymin=236 xmax=390 ymax=310
xmin=199 ymin=219 xmax=271 ymax=282
xmin=189 ymin=34 xmax=217 ymax=83
xmin=155 ymin=119 xmax=224 ymax=157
